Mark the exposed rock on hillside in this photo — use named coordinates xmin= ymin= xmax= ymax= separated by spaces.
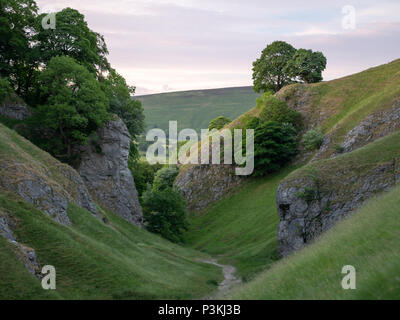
xmin=77 ymin=118 xmax=143 ymax=226
xmin=313 ymin=100 xmax=400 ymax=161
xmin=0 ymin=125 xmax=98 ymax=225
xmin=175 ymin=164 xmax=245 ymax=211
xmin=0 ymin=97 xmax=32 ymax=120
xmin=276 ymin=138 xmax=400 ymax=257
xmin=0 ymin=212 xmax=41 ymax=278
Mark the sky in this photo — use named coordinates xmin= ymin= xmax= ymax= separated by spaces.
xmin=36 ymin=0 xmax=400 ymax=95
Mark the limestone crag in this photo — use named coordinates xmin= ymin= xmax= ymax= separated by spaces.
xmin=77 ymin=117 xmax=143 ymax=226
xmin=276 ymin=159 xmax=400 ymax=257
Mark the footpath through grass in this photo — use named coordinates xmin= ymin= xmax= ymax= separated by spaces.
xmin=185 ymin=167 xmax=297 ymax=281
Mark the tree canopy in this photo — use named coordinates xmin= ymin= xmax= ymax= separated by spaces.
xmin=252 ymin=41 xmax=327 ymax=93
xmin=33 ymin=56 xmax=110 ymax=160
xmin=0 ymin=0 xmax=145 ymax=165
xmin=286 ymin=49 xmax=327 ymax=83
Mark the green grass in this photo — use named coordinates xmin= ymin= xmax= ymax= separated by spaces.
xmin=0 ymin=192 xmax=222 ymax=299
xmin=137 ymin=86 xmax=260 ymax=133
xmin=185 ymin=167 xmax=297 ymax=281
xmin=0 ymin=123 xmax=222 ymax=300
xmin=229 ymin=183 xmax=400 ymax=299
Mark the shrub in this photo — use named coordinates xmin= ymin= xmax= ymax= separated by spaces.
xmin=129 ymin=159 xmax=163 ymax=197
xmin=334 ymin=143 xmax=345 ymax=153
xmin=142 ymin=187 xmax=188 ymax=243
xmin=152 ymin=166 xmax=179 ymax=191
xmin=208 ymin=116 xmax=232 ymax=131
xmin=252 ymin=121 xmax=298 ymax=176
xmin=258 ymin=93 xmax=302 ymax=129
xmin=302 ymin=127 xmax=324 ymax=151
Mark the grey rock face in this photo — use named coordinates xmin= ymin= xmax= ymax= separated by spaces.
xmin=77 ymin=118 xmax=143 ymax=226
xmin=313 ymin=101 xmax=400 ymax=161
xmin=0 ymin=161 xmax=98 ymax=225
xmin=0 ymin=98 xmax=32 ymax=120
xmin=175 ymin=164 xmax=245 ymax=211
xmin=276 ymin=160 xmax=399 ymax=257
xmin=0 ymin=213 xmax=41 ymax=278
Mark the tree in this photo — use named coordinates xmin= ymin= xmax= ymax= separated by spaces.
xmin=252 ymin=41 xmax=296 ymax=93
xmin=35 ymin=8 xmax=110 ymax=76
xmin=208 ymin=116 xmax=232 ymax=131
xmin=33 ymin=56 xmax=109 ymax=161
xmin=0 ymin=0 xmax=39 ymax=100
xmin=152 ymin=166 xmax=179 ymax=192
xmin=142 ymin=165 xmax=187 ymax=243
xmin=252 ymin=121 xmax=298 ymax=176
xmin=285 ymin=49 xmax=327 ymax=83
xmin=100 ymin=69 xmax=144 ymax=139
xmin=142 ymin=187 xmax=188 ymax=243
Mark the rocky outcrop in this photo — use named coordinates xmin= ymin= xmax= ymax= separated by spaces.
xmin=0 ymin=97 xmax=32 ymax=120
xmin=313 ymin=100 xmax=400 ymax=162
xmin=0 ymin=212 xmax=41 ymax=278
xmin=76 ymin=118 xmax=143 ymax=226
xmin=175 ymin=164 xmax=245 ymax=211
xmin=0 ymin=161 xmax=98 ymax=225
xmin=0 ymin=123 xmax=99 ymax=225
xmin=276 ymin=158 xmax=400 ymax=257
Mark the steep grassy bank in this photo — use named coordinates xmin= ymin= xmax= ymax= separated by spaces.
xmin=185 ymin=167 xmax=297 ymax=281
xmin=230 ymin=183 xmax=400 ymax=299
xmin=0 ymin=191 xmax=222 ymax=299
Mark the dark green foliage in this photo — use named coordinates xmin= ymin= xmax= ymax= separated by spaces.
xmin=31 ymin=56 xmax=109 ymax=161
xmin=252 ymin=41 xmax=326 ymax=93
xmin=35 ymin=7 xmax=110 ymax=76
xmin=142 ymin=187 xmax=188 ymax=243
xmin=100 ymin=70 xmax=144 ymax=139
xmin=129 ymin=159 xmax=163 ymax=197
xmin=285 ymin=49 xmax=327 ymax=83
xmin=152 ymin=166 xmax=179 ymax=192
xmin=208 ymin=116 xmax=232 ymax=131
xmin=252 ymin=41 xmax=297 ymax=93
xmin=302 ymin=127 xmax=324 ymax=151
xmin=253 ymin=121 xmax=298 ymax=176
xmin=0 ymin=0 xmax=39 ymax=101
xmin=142 ymin=165 xmax=187 ymax=243
xmin=0 ymin=77 xmax=12 ymax=103
xmin=258 ymin=92 xmax=302 ymax=129
xmin=243 ymin=116 xmax=261 ymax=130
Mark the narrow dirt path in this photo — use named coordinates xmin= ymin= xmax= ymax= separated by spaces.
xmin=200 ymin=258 xmax=242 ymax=299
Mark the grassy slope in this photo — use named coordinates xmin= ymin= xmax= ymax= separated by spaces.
xmin=0 ymin=193 xmax=222 ymax=300
xmin=230 ymin=183 xmax=400 ymax=299
xmin=0 ymin=123 xmax=222 ymax=299
xmin=229 ymin=130 xmax=400 ymax=299
xmin=185 ymin=60 xmax=400 ymax=294
xmin=185 ymin=167 xmax=297 ymax=281
xmin=137 ymin=86 xmax=260 ymax=133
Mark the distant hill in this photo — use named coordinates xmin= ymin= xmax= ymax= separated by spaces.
xmin=136 ymin=86 xmax=260 ymax=133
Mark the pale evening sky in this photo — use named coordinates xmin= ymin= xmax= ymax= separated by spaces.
xmin=36 ymin=0 xmax=400 ymax=95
